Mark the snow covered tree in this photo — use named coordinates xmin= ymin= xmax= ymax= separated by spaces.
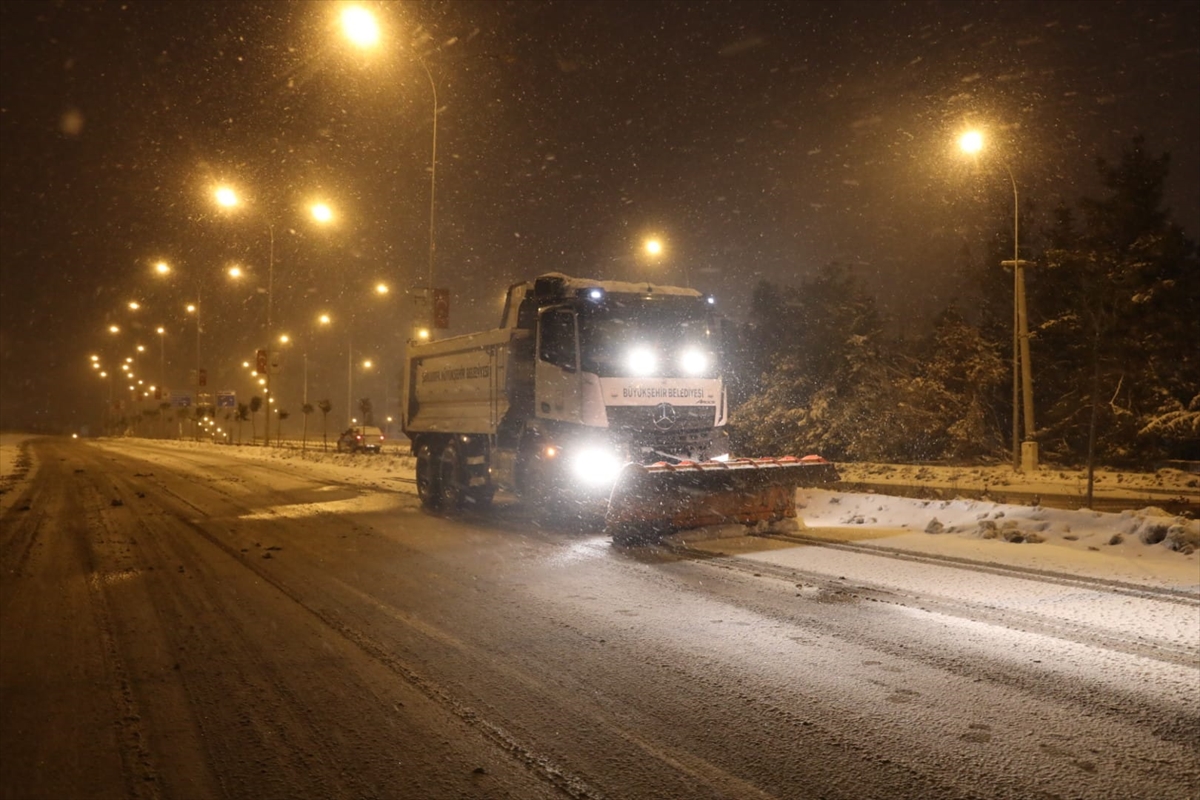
xmin=1034 ymin=136 xmax=1199 ymax=462
xmin=733 ymin=264 xmax=902 ymax=460
xmin=733 ymin=138 xmax=1198 ymax=466
xmin=906 ymin=308 xmax=1008 ymax=459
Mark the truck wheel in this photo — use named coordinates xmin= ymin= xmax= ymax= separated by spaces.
xmin=439 ymin=443 xmax=465 ymax=510
xmin=465 ymin=486 xmax=495 ymax=510
xmin=415 ymin=443 xmax=442 ymax=510
xmin=527 ymin=462 xmax=568 ymax=523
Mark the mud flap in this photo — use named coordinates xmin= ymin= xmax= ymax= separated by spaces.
xmin=605 ymin=456 xmax=838 ymax=544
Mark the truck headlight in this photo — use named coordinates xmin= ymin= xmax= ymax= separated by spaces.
xmin=626 ymin=346 xmax=657 ymax=376
xmin=570 ymin=446 xmax=625 ymax=487
xmin=679 ymin=348 xmax=708 ymax=376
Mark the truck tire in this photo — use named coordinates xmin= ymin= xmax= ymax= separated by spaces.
xmin=438 ymin=443 xmax=465 ymax=510
xmin=415 ymin=443 xmax=442 ymax=510
xmin=527 ymin=460 xmax=570 ymax=523
xmin=465 ymin=485 xmax=495 ymax=510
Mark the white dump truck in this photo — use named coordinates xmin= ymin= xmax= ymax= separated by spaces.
xmin=400 ymin=273 xmax=837 ymax=541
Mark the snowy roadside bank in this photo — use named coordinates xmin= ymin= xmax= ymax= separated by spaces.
xmin=793 ymin=488 xmax=1199 ymax=593
xmin=0 ymin=433 xmax=38 ymax=516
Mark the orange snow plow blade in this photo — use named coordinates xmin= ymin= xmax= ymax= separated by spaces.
xmin=605 ymin=456 xmax=838 ymax=543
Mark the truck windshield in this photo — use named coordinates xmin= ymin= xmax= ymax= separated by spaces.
xmin=577 ymin=296 xmax=719 ymax=378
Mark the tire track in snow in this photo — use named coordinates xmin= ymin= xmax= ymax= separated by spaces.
xmin=656 ymin=539 xmax=1200 ymax=750
xmin=755 ymin=530 xmax=1200 ymax=605
xmin=667 ymin=536 xmax=1198 ymax=667
xmin=59 ymin=451 xmax=165 ymax=799
xmin=99 ymin=446 xmax=603 ymax=800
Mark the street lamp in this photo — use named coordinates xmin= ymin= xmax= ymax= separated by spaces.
xmin=214 ymin=185 xmax=276 ymax=442
xmin=641 ymin=234 xmax=687 ymax=286
xmin=305 ymin=312 xmax=332 ymax=407
xmin=341 ymin=5 xmax=441 ymax=311
xmin=345 ymin=337 xmax=378 ymax=429
xmin=267 ymin=312 xmax=331 ymax=448
xmin=311 ymin=202 xmax=334 ymax=224
xmin=214 ymin=184 xmax=334 ymax=445
xmin=156 ymin=326 xmax=166 ymax=401
xmin=958 ymin=129 xmax=1037 ymax=471
xmin=185 ymin=296 xmax=203 ymax=438
xmin=156 ymin=258 xmax=245 ymax=438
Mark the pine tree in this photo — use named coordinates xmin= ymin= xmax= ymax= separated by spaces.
xmin=733 ymin=264 xmax=894 ymax=460
xmin=1036 ymin=136 xmax=1199 ymax=462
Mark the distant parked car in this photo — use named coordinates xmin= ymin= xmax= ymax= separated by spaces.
xmin=336 ymin=425 xmax=385 ymax=454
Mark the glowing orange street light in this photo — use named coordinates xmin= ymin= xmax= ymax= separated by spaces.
xmin=958 ymin=128 xmax=1036 ymax=471
xmin=214 ymin=185 xmax=239 ymax=208
xmin=311 ymin=202 xmax=334 ymax=224
xmin=340 ymin=5 xmax=381 ymax=48
xmin=340 ymin=5 xmax=440 ymax=305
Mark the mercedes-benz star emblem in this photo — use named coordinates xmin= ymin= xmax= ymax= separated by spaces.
xmin=652 ymin=402 xmax=677 ymax=430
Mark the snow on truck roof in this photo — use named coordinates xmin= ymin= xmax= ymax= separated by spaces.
xmin=534 ymin=272 xmax=702 ymax=298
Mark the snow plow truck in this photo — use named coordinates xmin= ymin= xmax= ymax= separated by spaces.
xmin=400 ymin=273 xmax=838 ymax=543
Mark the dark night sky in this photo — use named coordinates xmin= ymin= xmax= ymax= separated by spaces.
xmin=2 ymin=0 xmax=1198 ymax=431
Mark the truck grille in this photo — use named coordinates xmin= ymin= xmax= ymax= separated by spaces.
xmin=605 ymin=405 xmax=716 ymax=435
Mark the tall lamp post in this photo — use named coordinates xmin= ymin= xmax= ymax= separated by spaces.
xmin=185 ymin=293 xmax=203 ymax=440
xmin=154 ymin=259 xmax=203 ymax=434
xmin=345 ymin=336 xmax=377 ymax=429
xmin=215 ymin=188 xmax=333 ymax=446
xmin=215 ymin=187 xmax=275 ymax=444
xmin=959 ymin=130 xmax=1038 ymax=471
xmin=347 ymin=337 xmax=354 ymax=428
xmin=157 ymin=259 xmax=241 ymax=440
xmin=303 ymin=313 xmax=334 ymax=408
xmin=341 ymin=6 xmax=442 ymax=323
xmin=282 ymin=313 xmax=332 ymax=452
xmin=101 ymin=324 xmax=121 ymax=434
xmin=155 ymin=326 xmax=166 ymax=399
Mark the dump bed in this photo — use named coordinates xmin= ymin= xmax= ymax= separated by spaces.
xmin=402 ymin=327 xmax=532 ymax=436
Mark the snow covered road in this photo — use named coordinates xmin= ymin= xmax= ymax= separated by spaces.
xmin=2 ymin=436 xmax=1197 ymax=799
